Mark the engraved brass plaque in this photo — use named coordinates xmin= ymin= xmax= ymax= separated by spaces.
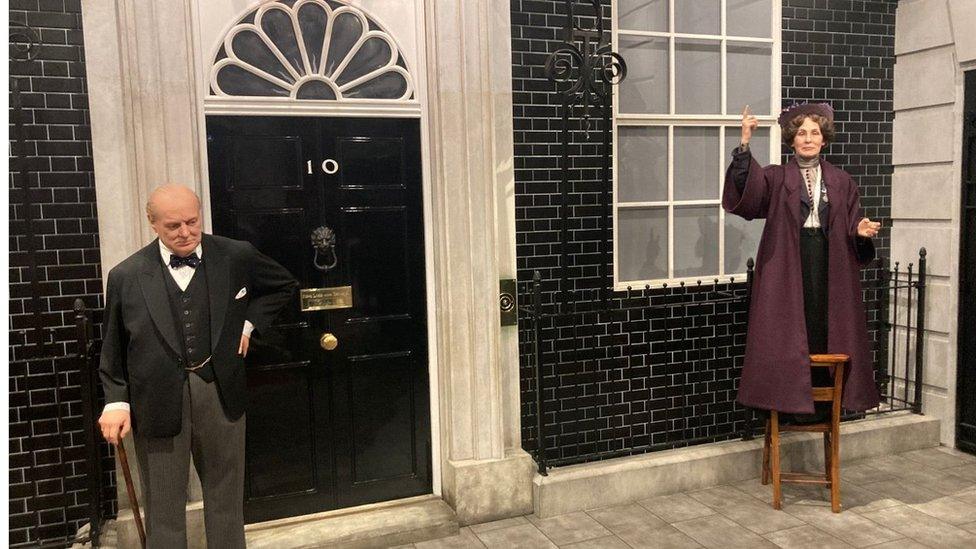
xmin=300 ymin=286 xmax=353 ymax=311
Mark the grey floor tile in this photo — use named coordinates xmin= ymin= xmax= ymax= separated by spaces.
xmin=615 ymin=525 xmax=703 ymax=549
xmin=846 ymin=496 xmax=903 ymax=515
xmin=469 ymin=516 xmax=529 ymax=534
xmin=762 ymin=524 xmax=853 ymax=549
xmin=415 ymin=527 xmax=487 ymax=549
xmin=840 ymin=463 xmax=895 ymax=485
xmin=862 ymin=539 xmax=929 ymax=549
xmin=732 ymin=478 xmax=825 ymax=506
xmin=474 ymin=523 xmax=557 ymax=549
xmin=672 ymin=515 xmax=778 ymax=549
xmin=861 ymin=505 xmax=976 ymax=548
xmin=868 ymin=457 xmax=971 ymax=493
xmin=909 ymin=495 xmax=976 ymax=525
xmin=933 ymin=447 xmax=976 ymax=462
xmin=910 ymin=470 xmax=976 ymax=496
xmin=687 ymin=485 xmax=756 ymax=509
xmin=560 ymin=535 xmax=631 ymax=549
xmin=527 ymin=512 xmax=612 ymax=546
xmin=859 ymin=454 xmax=918 ymax=474
xmin=901 ymin=447 xmax=976 ymax=470
xmin=953 ymin=487 xmax=976 ymax=504
xmin=688 ymin=486 xmax=803 ymax=535
xmin=586 ymin=505 xmax=698 ymax=549
xmin=831 ymin=482 xmax=888 ymax=510
xmin=860 ymin=478 xmax=945 ymax=504
xmin=861 ymin=455 xmax=950 ymax=486
xmin=945 ymin=463 xmax=976 ymax=483
xmin=637 ymin=493 xmax=715 ymax=524
xmin=783 ymin=503 xmax=902 ymax=547
xmin=587 ymin=504 xmax=667 ymax=534
xmin=730 ymin=478 xmax=774 ymax=503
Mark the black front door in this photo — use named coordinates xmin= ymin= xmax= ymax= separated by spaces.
xmin=959 ymin=71 xmax=976 ymax=455
xmin=206 ymin=116 xmax=431 ymax=522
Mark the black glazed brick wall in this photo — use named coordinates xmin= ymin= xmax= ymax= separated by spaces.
xmin=9 ymin=0 xmax=116 ymax=545
xmin=512 ymin=0 xmax=896 ymax=464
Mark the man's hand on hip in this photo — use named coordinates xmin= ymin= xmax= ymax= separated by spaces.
xmin=238 ymin=333 xmax=250 ymax=357
xmin=99 ymin=409 xmax=131 ymax=445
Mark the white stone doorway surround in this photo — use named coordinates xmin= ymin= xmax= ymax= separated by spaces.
xmin=81 ymin=0 xmax=533 ymax=543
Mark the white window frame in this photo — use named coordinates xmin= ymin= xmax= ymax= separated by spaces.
xmin=612 ymin=0 xmax=782 ymax=290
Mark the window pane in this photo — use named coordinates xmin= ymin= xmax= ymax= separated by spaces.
xmin=617 ymin=0 xmax=668 ymax=32
xmin=675 ymin=39 xmax=720 ymax=114
xmin=618 ymin=126 xmax=668 ymax=202
xmin=724 ymin=211 xmax=763 ymax=274
xmin=724 ymin=126 xmax=771 ymax=164
xmin=618 ymin=208 xmax=668 ymax=281
xmin=728 ymin=0 xmax=772 ymax=38
xmin=723 ymin=126 xmax=770 ymax=163
xmin=674 ymin=127 xmax=719 ymax=200
xmin=674 ymin=206 xmax=719 ymax=278
xmin=618 ymin=36 xmax=669 ymax=114
xmin=675 ymin=0 xmax=720 ymax=35
xmin=727 ymin=42 xmax=772 ymax=115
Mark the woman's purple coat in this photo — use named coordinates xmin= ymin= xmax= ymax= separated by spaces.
xmin=723 ymin=154 xmax=881 ymax=413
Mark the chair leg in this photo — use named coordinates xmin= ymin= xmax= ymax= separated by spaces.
xmin=762 ymin=418 xmax=771 ymax=485
xmin=823 ymin=431 xmax=831 ymax=481
xmin=830 ymin=403 xmax=842 ymax=513
xmin=770 ymin=411 xmax=782 ymax=510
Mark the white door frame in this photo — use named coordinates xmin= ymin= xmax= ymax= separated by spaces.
xmin=187 ymin=0 xmax=443 ymax=499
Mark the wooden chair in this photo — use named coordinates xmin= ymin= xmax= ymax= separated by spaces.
xmin=762 ymin=353 xmax=848 ymax=513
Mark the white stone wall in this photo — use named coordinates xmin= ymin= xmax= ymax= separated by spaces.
xmin=893 ymin=0 xmax=976 ymax=446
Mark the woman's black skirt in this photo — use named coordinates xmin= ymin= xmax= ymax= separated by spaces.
xmin=800 ymin=227 xmax=830 ymax=389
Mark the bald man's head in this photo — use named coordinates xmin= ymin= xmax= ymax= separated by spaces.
xmin=147 ymin=184 xmax=203 ymax=256
xmin=146 ymin=184 xmax=200 ymax=222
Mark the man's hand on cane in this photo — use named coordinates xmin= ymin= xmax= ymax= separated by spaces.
xmin=99 ymin=409 xmax=131 ymax=446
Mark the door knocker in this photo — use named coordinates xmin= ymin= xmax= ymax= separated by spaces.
xmin=311 ymin=226 xmax=338 ymax=272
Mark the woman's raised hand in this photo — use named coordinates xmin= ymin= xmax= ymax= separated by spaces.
xmin=857 ymin=218 xmax=881 ymax=238
xmin=741 ymin=105 xmax=758 ymax=146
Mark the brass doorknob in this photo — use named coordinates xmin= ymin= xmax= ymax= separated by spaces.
xmin=319 ymin=332 xmax=338 ymax=351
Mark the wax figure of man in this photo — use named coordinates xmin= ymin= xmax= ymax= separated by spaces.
xmin=97 ymin=184 xmax=297 ymax=548
xmin=723 ymin=103 xmax=882 ymax=415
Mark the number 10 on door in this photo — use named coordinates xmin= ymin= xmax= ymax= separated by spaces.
xmin=307 ymin=159 xmax=339 ymax=175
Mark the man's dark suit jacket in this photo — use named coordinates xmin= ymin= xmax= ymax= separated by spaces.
xmin=99 ymin=233 xmax=298 ymax=438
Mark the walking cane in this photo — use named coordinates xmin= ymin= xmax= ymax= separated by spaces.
xmin=115 ymin=441 xmax=147 ymax=549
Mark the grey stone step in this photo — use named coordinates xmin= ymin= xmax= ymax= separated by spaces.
xmin=533 ymin=412 xmax=941 ymax=517
xmin=114 ymin=494 xmax=458 ymax=548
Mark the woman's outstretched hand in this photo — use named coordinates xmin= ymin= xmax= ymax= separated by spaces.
xmin=741 ymin=105 xmax=758 ymax=146
xmin=857 ymin=218 xmax=881 ymax=238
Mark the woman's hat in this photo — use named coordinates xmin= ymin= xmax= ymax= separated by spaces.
xmin=777 ymin=102 xmax=834 ymax=128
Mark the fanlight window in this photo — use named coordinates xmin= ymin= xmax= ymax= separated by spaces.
xmin=211 ymin=0 xmax=414 ymax=101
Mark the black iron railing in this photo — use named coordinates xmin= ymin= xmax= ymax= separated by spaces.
xmin=11 ymin=301 xmax=105 ymax=548
xmin=876 ymin=249 xmax=928 ymax=415
xmin=522 ymin=250 xmax=928 ymax=475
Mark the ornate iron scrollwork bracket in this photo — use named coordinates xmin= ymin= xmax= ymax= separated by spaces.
xmin=542 ymin=1 xmax=626 ymax=309
xmin=544 ymin=0 xmax=626 ymax=138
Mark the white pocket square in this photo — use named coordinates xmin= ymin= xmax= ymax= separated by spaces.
xmin=235 ymin=287 xmax=247 ymax=300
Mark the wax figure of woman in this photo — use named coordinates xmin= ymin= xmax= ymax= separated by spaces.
xmin=723 ymin=103 xmax=882 ymax=415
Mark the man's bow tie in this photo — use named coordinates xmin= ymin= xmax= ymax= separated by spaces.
xmin=169 ymin=253 xmax=201 ymax=269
